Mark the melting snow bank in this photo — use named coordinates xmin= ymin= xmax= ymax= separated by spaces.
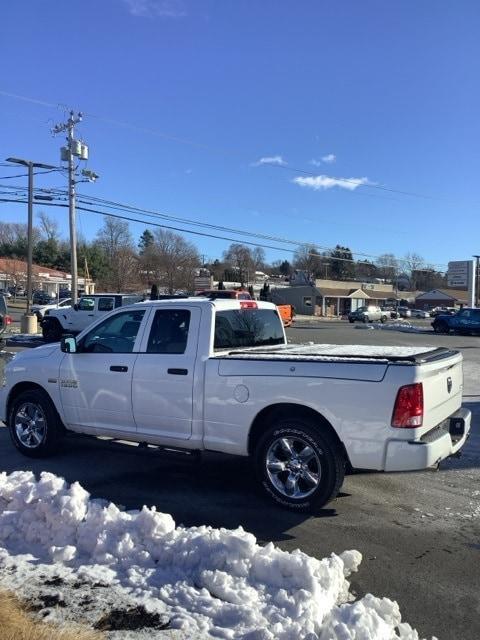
xmin=355 ymin=322 xmax=431 ymax=334
xmin=0 ymin=472 xmax=433 ymax=640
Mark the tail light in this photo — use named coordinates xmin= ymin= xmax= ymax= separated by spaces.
xmin=4 ymin=316 xmax=11 ymax=325
xmin=240 ymin=301 xmax=258 ymax=309
xmin=391 ymin=383 xmax=423 ymax=428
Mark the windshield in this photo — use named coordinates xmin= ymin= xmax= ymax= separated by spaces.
xmin=214 ymin=309 xmax=284 ymax=350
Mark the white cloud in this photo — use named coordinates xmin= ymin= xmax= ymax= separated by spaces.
xmin=252 ymin=155 xmax=287 ymax=167
xmin=310 ymin=154 xmax=336 ymax=166
xmin=292 ymin=174 xmax=370 ymax=192
xmin=123 ymin=0 xmax=186 ymax=18
xmin=322 ymin=153 xmax=336 ymax=164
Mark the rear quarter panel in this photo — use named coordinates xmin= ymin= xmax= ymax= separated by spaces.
xmin=203 ymin=357 xmax=417 ymax=469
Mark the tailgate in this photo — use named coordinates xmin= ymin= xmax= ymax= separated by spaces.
xmin=419 ymin=351 xmax=463 ymax=430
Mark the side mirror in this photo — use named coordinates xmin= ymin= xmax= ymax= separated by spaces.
xmin=61 ymin=336 xmax=77 ymax=353
xmin=73 ymin=303 xmax=79 ymax=311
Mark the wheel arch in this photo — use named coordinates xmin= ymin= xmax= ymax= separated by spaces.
xmin=247 ymin=402 xmax=350 ymax=465
xmin=7 ymin=382 xmax=65 ymax=431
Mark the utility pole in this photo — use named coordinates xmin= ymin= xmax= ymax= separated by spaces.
xmin=5 ymin=157 xmax=56 ymax=330
xmin=52 ymin=111 xmax=83 ymax=305
xmin=473 ymin=255 xmax=480 ymax=308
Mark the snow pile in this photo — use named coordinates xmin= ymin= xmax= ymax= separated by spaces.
xmin=0 ymin=471 xmax=431 ymax=639
xmin=355 ymin=322 xmax=430 ymax=334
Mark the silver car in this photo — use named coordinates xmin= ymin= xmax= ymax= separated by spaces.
xmin=348 ymin=305 xmax=388 ymax=323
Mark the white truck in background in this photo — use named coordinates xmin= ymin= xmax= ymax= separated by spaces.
xmin=41 ymin=293 xmax=143 ymax=341
xmin=0 ymin=298 xmax=471 ymax=512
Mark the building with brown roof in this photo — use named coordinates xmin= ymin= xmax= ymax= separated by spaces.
xmin=0 ymin=258 xmax=94 ymax=295
xmin=415 ymin=288 xmax=470 ymax=310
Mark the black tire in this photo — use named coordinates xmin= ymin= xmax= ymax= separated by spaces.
xmin=8 ymin=389 xmax=64 ymax=458
xmin=433 ymin=321 xmax=448 ymax=334
xmin=363 ymin=315 xmax=369 ymax=323
xmin=254 ymin=416 xmax=345 ymax=512
xmin=42 ymin=318 xmax=62 ymax=342
xmin=349 ymin=318 xmax=355 ymax=324
xmin=380 ymin=315 xmax=387 ymax=323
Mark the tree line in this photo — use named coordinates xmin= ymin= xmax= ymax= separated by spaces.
xmin=0 ymin=214 xmax=445 ymax=293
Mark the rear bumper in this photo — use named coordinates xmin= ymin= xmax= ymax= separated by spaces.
xmin=384 ymin=407 xmax=471 ymax=472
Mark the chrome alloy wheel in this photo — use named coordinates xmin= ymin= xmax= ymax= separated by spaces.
xmin=265 ymin=436 xmax=321 ymax=499
xmin=14 ymin=402 xmax=46 ymax=449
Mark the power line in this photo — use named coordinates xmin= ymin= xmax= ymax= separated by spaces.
xmin=0 ymin=185 xmax=450 ymax=268
xmin=0 ymin=168 xmax=61 ymax=180
xmin=0 ymin=88 xmax=439 ymax=202
xmin=0 ymin=195 xmax=449 ymax=271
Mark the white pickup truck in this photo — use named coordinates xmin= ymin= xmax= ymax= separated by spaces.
xmin=0 ymin=298 xmax=471 ymax=511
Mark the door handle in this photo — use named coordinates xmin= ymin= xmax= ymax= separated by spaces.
xmin=167 ymin=368 xmax=188 ymax=375
xmin=110 ymin=365 xmax=128 ymax=372
xmin=88 ymin=314 xmax=94 ymax=317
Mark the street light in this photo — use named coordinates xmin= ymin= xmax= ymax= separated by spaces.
xmin=5 ymin=157 xmax=56 ymax=326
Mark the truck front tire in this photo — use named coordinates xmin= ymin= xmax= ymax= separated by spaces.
xmin=8 ymin=389 xmax=64 ymax=458
xmin=42 ymin=318 xmax=62 ymax=342
xmin=254 ymin=417 xmax=345 ymax=512
xmin=433 ymin=321 xmax=448 ymax=334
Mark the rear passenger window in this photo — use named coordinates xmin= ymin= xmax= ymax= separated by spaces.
xmin=98 ymin=297 xmax=115 ymax=312
xmin=147 ymin=310 xmax=190 ymax=354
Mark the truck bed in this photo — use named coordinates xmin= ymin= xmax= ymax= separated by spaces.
xmin=215 ymin=343 xmax=456 ymax=364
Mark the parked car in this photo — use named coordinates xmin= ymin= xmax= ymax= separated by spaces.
xmin=0 ymin=298 xmax=471 ymax=512
xmin=0 ymin=295 xmax=12 ymax=342
xmin=31 ymin=298 xmax=72 ymax=322
xmin=432 ymin=308 xmax=480 ymax=335
xmin=348 ymin=305 xmax=388 ymax=323
xmin=431 ymin=307 xmax=456 ymax=317
xmin=397 ymin=306 xmax=412 ymax=318
xmin=9 ymin=286 xmax=25 ymax=297
xmin=0 ymin=289 xmax=12 ymax=299
xmin=381 ymin=306 xmax=398 ymax=320
xmin=413 ymin=309 xmax=430 ymax=319
xmin=32 ymin=291 xmax=55 ymax=305
xmin=41 ymin=293 xmax=143 ymax=341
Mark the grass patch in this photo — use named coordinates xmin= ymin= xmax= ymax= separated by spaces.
xmin=0 ymin=590 xmax=102 ymax=640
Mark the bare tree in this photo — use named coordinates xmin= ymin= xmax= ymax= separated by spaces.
xmin=403 ymin=252 xmax=425 ymax=290
xmin=252 ymin=247 xmax=266 ymax=272
xmin=142 ymin=229 xmax=200 ymax=294
xmin=223 ymin=243 xmax=255 ymax=285
xmin=293 ymin=244 xmax=324 ymax=278
xmin=376 ymin=253 xmax=399 ymax=283
xmin=96 ymin=217 xmax=138 ymax=292
xmin=37 ymin=212 xmax=59 ymax=243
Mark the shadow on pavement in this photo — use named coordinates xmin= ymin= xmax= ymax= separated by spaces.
xmin=0 ymin=428 xmax=337 ymax=543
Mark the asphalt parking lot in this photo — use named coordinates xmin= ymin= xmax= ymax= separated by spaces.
xmin=0 ymin=320 xmax=479 ymax=639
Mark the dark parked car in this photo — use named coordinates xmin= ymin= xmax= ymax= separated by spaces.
xmin=432 ymin=308 xmax=480 ymax=335
xmin=32 ymin=290 xmax=54 ymax=305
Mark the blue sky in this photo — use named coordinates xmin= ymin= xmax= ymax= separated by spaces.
xmin=1 ymin=0 xmax=479 ymax=271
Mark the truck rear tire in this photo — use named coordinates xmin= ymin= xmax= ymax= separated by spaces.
xmin=42 ymin=318 xmax=62 ymax=342
xmin=8 ymin=389 xmax=64 ymax=458
xmin=254 ymin=417 xmax=345 ymax=512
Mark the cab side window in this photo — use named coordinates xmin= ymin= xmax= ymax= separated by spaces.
xmin=98 ymin=297 xmax=115 ymax=312
xmin=78 ymin=309 xmax=145 ymax=353
xmin=147 ymin=310 xmax=190 ymax=354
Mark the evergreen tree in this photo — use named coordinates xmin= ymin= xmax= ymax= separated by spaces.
xmin=138 ymin=229 xmax=155 ymax=255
